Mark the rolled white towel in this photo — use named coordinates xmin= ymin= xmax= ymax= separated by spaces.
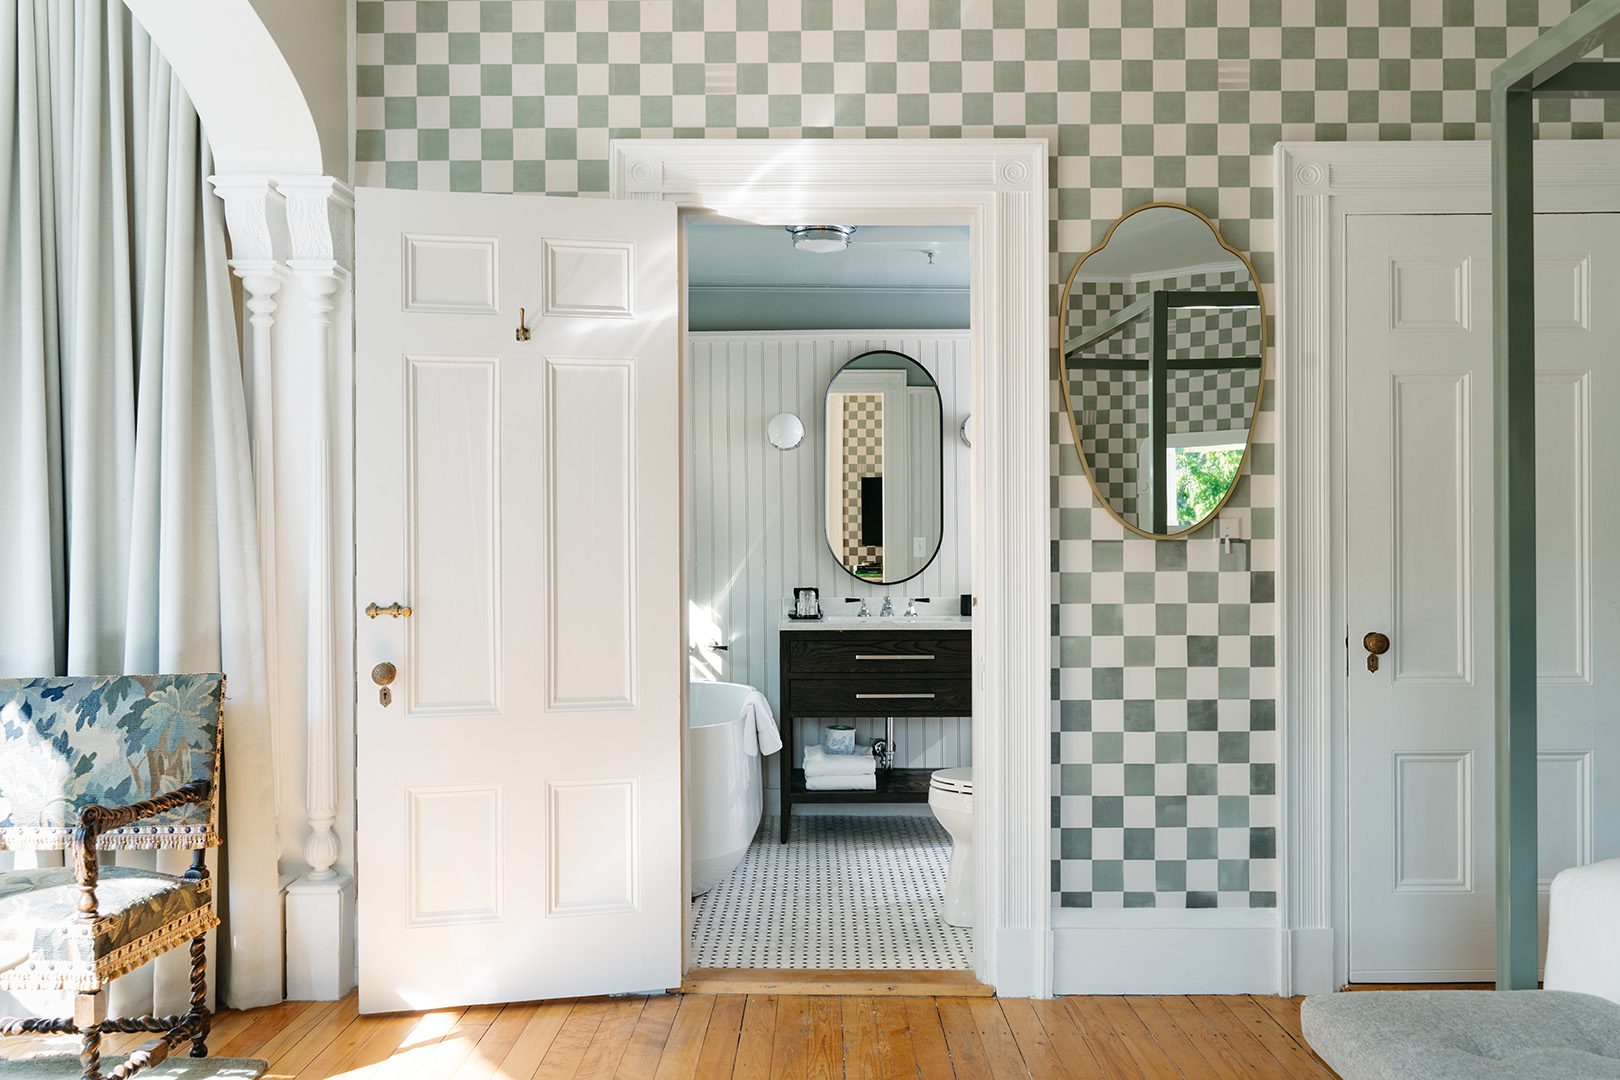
xmin=805 ymin=773 xmax=877 ymax=791
xmin=803 ymin=743 xmax=877 ymax=777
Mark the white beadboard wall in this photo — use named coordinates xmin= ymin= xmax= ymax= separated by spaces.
xmin=686 ymin=331 xmax=973 ymax=812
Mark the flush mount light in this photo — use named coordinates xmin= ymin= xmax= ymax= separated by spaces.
xmin=786 ymin=225 xmax=857 ymax=253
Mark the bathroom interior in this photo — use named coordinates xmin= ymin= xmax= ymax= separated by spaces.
xmin=679 ymin=204 xmax=1266 ymax=973
xmin=682 ymin=219 xmax=977 ymax=972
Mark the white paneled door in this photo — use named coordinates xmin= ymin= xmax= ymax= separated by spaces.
xmin=354 ymin=189 xmax=680 ymax=1012
xmin=1346 ymin=213 xmax=1620 ymax=981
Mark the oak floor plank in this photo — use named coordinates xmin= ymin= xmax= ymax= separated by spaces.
xmin=499 ymin=998 xmax=577 ymax=1080
xmin=323 ymin=1011 xmax=424 ymax=1080
xmin=1151 ymin=996 xmax=1265 ymax=1080
xmin=263 ymin=996 xmax=356 ymax=1075
xmin=1186 ymin=998 xmax=1325 ymax=1080
xmin=996 ymin=998 xmax=1072 ymax=1080
xmin=732 ymin=995 xmax=778 ymax=1080
xmin=1249 ymin=997 xmax=1305 ymax=1044
xmin=1058 ymin=997 xmax=1142 ymax=1080
xmin=407 ymin=1005 xmax=507 ymax=1080
xmin=366 ymin=1008 xmax=473 ymax=1080
xmin=902 ymin=998 xmax=955 ymax=1080
xmin=690 ymin=996 xmax=745 ymax=1080
xmin=804 ymin=995 xmax=844 ymax=1080
xmin=768 ymin=996 xmax=809 ymax=1080
xmin=535 ymin=1000 xmax=612 ymax=1080
xmin=574 ymin=997 xmax=648 ymax=1080
xmin=1126 ymin=998 xmax=1224 ymax=1080
xmin=1022 ymin=999 xmax=1108 ymax=1080
xmin=1090 ymin=998 xmax=1178 ymax=1080
xmin=614 ymin=995 xmax=681 ymax=1080
xmin=872 ymin=998 xmax=916 ymax=1080
xmin=935 ymin=998 xmax=994 ymax=1080
xmin=1217 ymin=996 xmax=1338 ymax=1080
xmin=966 ymin=1000 xmax=1028 ymax=1080
xmin=649 ymin=995 xmax=715 ymax=1080
xmin=839 ymin=998 xmax=879 ymax=1080
xmin=215 ymin=1000 xmax=323 ymax=1061
xmin=290 ymin=1003 xmax=399 ymax=1080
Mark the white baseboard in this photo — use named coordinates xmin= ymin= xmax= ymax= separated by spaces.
xmin=990 ymin=925 xmax=1054 ymax=999
xmin=285 ymin=872 xmax=357 ymax=1001
xmin=1053 ymin=908 xmax=1280 ymax=995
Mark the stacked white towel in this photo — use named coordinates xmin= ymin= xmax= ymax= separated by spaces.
xmin=803 ymin=743 xmax=877 ymax=790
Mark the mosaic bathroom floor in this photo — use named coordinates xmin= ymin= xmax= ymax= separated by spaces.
xmin=689 ymin=814 xmax=973 ymax=971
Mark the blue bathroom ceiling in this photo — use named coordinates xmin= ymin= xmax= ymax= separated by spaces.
xmin=685 ymin=223 xmax=970 ymax=332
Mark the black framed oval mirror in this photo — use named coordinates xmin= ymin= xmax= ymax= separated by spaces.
xmin=822 ymin=350 xmax=943 ymax=584
xmin=1058 ymin=203 xmax=1266 ymax=539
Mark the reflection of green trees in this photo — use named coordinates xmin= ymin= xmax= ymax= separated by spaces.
xmin=1175 ymin=447 xmax=1244 ymax=525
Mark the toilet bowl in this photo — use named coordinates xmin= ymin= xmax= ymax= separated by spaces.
xmin=928 ymin=767 xmax=974 ymax=927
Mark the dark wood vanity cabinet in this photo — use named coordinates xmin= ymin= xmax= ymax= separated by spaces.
xmin=777 ymin=627 xmax=972 ymax=841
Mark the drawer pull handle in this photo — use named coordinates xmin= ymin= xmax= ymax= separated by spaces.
xmin=855 ymin=654 xmax=935 ymax=661
xmin=855 ymin=692 xmax=936 ymax=699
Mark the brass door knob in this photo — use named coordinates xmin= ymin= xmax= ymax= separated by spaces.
xmin=1363 ymin=632 xmax=1390 ymax=672
xmin=372 ymin=663 xmax=397 ymax=686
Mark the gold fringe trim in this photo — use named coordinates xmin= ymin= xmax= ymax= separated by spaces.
xmin=0 ymin=906 xmax=218 ymax=994
xmin=0 ymin=826 xmax=217 ymax=852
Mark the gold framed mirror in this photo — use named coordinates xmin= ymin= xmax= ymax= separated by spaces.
xmin=1058 ymin=203 xmax=1266 ymax=539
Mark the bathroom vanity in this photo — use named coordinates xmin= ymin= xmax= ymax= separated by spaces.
xmin=776 ymin=616 xmax=972 ymax=842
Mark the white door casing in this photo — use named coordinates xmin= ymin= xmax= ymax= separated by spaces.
xmin=1277 ymin=141 xmax=1620 ymax=995
xmin=611 ymin=138 xmax=1052 ymax=996
xmin=354 ymin=188 xmax=680 ymax=1011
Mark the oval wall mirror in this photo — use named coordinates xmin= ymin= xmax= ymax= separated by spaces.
xmin=1058 ymin=203 xmax=1266 ymax=538
xmin=823 ymin=350 xmax=943 ymax=584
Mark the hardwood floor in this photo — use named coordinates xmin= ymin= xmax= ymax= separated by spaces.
xmin=0 ymin=992 xmax=1343 ymax=1080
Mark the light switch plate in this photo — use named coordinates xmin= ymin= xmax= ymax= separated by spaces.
xmin=1217 ymin=507 xmax=1250 ymax=540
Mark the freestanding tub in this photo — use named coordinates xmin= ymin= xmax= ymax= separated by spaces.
xmin=689 ymin=681 xmax=766 ymax=896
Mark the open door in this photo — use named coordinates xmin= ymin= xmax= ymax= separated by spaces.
xmin=354 ymin=188 xmax=681 ymax=1011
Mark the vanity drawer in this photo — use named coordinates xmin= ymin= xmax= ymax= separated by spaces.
xmin=784 ymin=633 xmax=971 ymax=674
xmin=784 ymin=675 xmax=972 ymax=716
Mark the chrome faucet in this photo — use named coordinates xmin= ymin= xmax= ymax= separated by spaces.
xmin=846 ymin=597 xmax=871 ymax=617
xmin=880 ymin=596 xmax=894 ymax=617
xmin=903 ymin=597 xmax=930 ymax=617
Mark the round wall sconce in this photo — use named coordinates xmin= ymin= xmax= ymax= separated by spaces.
xmin=960 ymin=415 xmax=972 ymax=447
xmin=768 ymin=412 xmax=805 ymax=450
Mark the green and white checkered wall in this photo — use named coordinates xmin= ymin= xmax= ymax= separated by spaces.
xmin=355 ymin=0 xmax=1620 ymax=910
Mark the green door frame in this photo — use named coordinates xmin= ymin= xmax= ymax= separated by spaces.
xmin=1491 ymin=0 xmax=1620 ymax=990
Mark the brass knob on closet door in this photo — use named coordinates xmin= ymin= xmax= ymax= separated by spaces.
xmin=1363 ymin=632 xmax=1390 ymax=672
xmin=372 ymin=662 xmax=397 ymax=707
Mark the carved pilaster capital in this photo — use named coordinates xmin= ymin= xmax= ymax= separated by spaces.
xmin=209 ymin=176 xmax=284 ymax=264
xmin=229 ymin=260 xmax=288 ymax=328
xmin=279 ymin=177 xmax=355 ymax=272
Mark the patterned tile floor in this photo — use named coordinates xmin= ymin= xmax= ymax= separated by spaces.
xmin=690 ymin=815 xmax=972 ymax=971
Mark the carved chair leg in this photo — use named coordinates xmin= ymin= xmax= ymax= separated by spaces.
xmin=79 ymin=1023 xmax=103 ymax=1080
xmin=187 ymin=935 xmax=210 ymax=1057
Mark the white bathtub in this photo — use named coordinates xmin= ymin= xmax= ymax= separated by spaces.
xmin=688 ymin=681 xmax=766 ymax=896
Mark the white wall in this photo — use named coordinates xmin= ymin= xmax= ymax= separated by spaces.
xmin=686 ymin=331 xmax=972 ymax=813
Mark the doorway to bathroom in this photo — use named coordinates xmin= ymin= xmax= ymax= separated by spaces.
xmin=682 ymin=220 xmax=976 ymax=975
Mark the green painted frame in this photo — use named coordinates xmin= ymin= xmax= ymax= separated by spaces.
xmin=1491 ymin=0 xmax=1620 ymax=990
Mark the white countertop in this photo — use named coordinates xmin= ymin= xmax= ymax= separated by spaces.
xmin=779 ymin=614 xmax=972 ymax=631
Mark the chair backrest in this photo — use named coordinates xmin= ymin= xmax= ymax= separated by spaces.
xmin=0 ymin=674 xmax=224 ymax=851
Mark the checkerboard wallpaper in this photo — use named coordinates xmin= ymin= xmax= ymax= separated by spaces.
xmin=355 ymin=0 xmax=1620 ymax=910
xmin=839 ymin=393 xmax=884 ymax=567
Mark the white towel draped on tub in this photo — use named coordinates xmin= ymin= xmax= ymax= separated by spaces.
xmin=742 ymin=690 xmax=784 ymax=756
xmin=804 ymin=743 xmax=877 ymax=777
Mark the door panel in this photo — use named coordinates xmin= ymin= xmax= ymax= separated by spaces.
xmin=1346 ymin=213 xmax=1620 ymax=981
xmin=356 ymin=188 xmax=680 ymax=1012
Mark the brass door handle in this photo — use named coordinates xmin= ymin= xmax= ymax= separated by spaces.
xmin=1364 ymin=632 xmax=1390 ymax=672
xmin=366 ymin=602 xmax=412 ymax=619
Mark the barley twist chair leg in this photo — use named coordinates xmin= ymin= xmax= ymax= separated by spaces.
xmin=188 ymin=935 xmax=210 ymax=1057
xmin=80 ymin=1023 xmax=103 ymax=1080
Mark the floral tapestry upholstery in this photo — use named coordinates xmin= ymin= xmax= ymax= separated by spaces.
xmin=0 ymin=866 xmax=216 ymax=993
xmin=0 ymin=674 xmax=224 ymax=851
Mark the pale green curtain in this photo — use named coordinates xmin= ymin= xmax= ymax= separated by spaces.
xmin=0 ymin=1 xmax=281 ymax=1010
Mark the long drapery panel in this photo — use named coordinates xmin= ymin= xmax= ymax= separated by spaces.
xmin=0 ymin=0 xmax=281 ymax=1011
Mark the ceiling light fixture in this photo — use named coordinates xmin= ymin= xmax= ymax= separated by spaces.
xmin=786 ymin=225 xmax=857 ymax=253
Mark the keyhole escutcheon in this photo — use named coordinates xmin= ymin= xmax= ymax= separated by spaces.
xmin=1364 ymin=631 xmax=1390 ymax=673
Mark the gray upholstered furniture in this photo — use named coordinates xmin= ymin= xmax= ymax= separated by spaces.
xmin=1302 ymin=990 xmax=1620 ymax=1079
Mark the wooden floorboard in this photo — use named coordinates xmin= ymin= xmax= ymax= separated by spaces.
xmin=1 ymin=990 xmax=1346 ymax=1080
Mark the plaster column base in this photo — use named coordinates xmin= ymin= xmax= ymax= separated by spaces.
xmin=285 ymin=873 xmax=356 ymax=1000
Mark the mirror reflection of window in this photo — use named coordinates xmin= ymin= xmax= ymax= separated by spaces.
xmin=1058 ymin=204 xmax=1265 ymax=538
xmin=824 ymin=351 xmax=943 ymax=584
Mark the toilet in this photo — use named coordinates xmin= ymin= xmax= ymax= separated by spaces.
xmin=928 ymin=767 xmax=974 ymax=927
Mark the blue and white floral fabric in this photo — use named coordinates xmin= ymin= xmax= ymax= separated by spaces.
xmin=0 ymin=674 xmax=224 ymax=851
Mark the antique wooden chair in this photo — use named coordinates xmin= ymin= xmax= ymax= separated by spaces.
xmin=0 ymin=674 xmax=224 ymax=1080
